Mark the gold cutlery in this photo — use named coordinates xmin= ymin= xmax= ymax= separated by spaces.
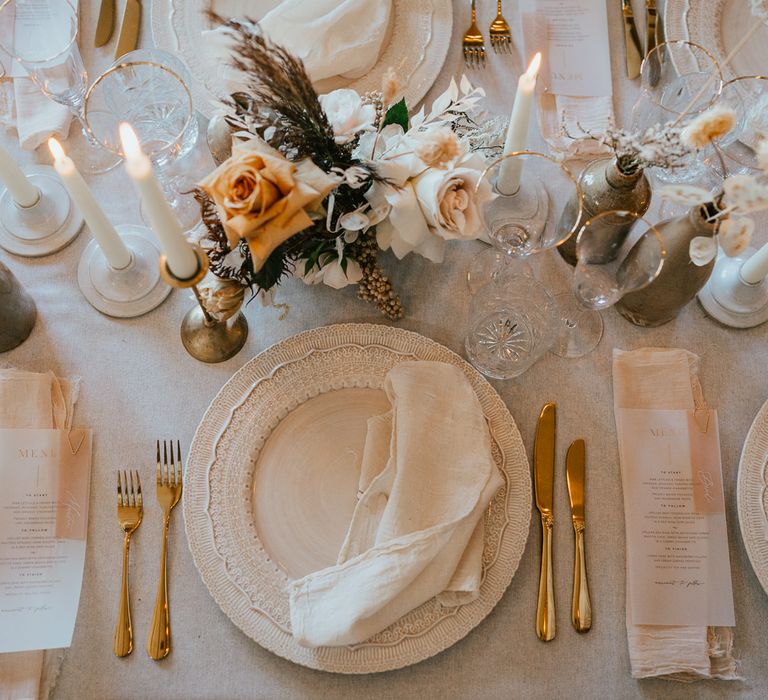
xmin=645 ymin=0 xmax=658 ymax=58
xmin=489 ymin=1 xmax=513 ymax=54
xmin=115 ymin=0 xmax=142 ymax=60
xmin=147 ymin=440 xmax=182 ymax=660
xmin=534 ymin=402 xmax=556 ymax=641
xmin=114 ymin=469 xmax=143 ymax=657
xmin=462 ymin=0 xmax=486 ymax=68
xmin=94 ymin=0 xmax=115 ymax=47
xmin=621 ymin=0 xmax=643 ymax=79
xmin=566 ymin=439 xmax=592 ymax=633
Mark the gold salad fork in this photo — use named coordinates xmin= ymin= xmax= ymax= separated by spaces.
xmin=463 ymin=0 xmax=486 ymax=68
xmin=114 ymin=470 xmax=143 ymax=658
xmin=489 ymin=1 xmax=513 ymax=54
xmin=147 ymin=440 xmax=183 ymax=660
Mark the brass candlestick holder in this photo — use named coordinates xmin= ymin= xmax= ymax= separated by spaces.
xmin=159 ymin=246 xmax=248 ymax=363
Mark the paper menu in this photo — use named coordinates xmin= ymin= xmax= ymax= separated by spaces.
xmin=521 ymin=0 xmax=612 ymax=98
xmin=617 ymin=409 xmax=735 ymax=628
xmin=0 ymin=428 xmax=92 ymax=654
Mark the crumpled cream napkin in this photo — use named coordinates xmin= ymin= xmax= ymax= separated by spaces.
xmin=612 ymin=348 xmax=739 ymax=681
xmin=0 ymin=369 xmax=80 ymax=700
xmin=204 ymin=0 xmax=392 ymax=85
xmin=288 ymin=360 xmax=504 ymax=647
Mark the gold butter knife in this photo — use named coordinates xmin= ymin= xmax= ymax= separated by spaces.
xmin=621 ymin=0 xmax=644 ymax=79
xmin=115 ymin=0 xmax=141 ymax=60
xmin=645 ymin=0 xmax=658 ymax=58
xmin=566 ymin=439 xmax=591 ymax=633
xmin=534 ymin=402 xmax=556 ymax=642
xmin=95 ymin=0 xmax=115 ymax=47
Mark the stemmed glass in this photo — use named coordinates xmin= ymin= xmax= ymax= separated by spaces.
xmin=466 ymin=151 xmax=583 ymax=292
xmin=631 ymin=41 xmax=724 ymax=183
xmin=84 ymin=61 xmax=201 ymax=230
xmin=0 ymin=0 xmax=120 ymax=174
xmin=552 ymin=211 xmax=665 ymax=358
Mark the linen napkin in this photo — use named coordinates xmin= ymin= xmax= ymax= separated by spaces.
xmin=612 ymin=348 xmax=739 ymax=681
xmin=288 ymin=361 xmax=504 ymax=647
xmin=203 ymin=0 xmax=392 ymax=87
xmin=0 ymin=369 xmax=80 ymax=700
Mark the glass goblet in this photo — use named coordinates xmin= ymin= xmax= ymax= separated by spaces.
xmin=84 ymin=60 xmax=200 ymax=230
xmin=714 ymin=76 xmax=768 ymax=174
xmin=0 ymin=0 xmax=120 ymax=174
xmin=466 ymin=151 xmax=583 ymax=293
xmin=553 ymin=211 xmax=665 ymax=358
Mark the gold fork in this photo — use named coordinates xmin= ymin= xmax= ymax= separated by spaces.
xmin=147 ymin=440 xmax=183 ymax=660
xmin=114 ymin=469 xmax=142 ymax=658
xmin=489 ymin=1 xmax=513 ymax=54
xmin=463 ymin=0 xmax=486 ymax=68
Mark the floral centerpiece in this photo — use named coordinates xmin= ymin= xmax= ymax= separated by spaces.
xmin=195 ymin=18 xmax=494 ymax=320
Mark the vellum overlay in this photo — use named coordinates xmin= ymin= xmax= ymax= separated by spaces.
xmin=0 ymin=428 xmax=92 ymax=653
xmin=617 ymin=409 xmax=735 ymax=627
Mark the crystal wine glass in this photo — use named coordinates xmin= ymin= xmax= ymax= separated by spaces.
xmin=553 ymin=211 xmax=665 ymax=358
xmin=0 ymin=0 xmax=120 ymax=174
xmin=466 ymin=151 xmax=583 ymax=293
xmin=84 ymin=60 xmax=200 ymax=229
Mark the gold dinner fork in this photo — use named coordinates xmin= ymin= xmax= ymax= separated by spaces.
xmin=463 ymin=0 xmax=486 ymax=68
xmin=114 ymin=469 xmax=142 ymax=658
xmin=147 ymin=440 xmax=183 ymax=660
xmin=489 ymin=1 xmax=513 ymax=54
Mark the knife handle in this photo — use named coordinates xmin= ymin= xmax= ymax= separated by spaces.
xmin=536 ymin=513 xmax=556 ymax=641
xmin=571 ymin=521 xmax=592 ymax=632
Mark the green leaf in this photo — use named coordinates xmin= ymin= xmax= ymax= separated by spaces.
xmin=381 ymin=98 xmax=409 ymax=131
xmin=253 ymin=242 xmax=292 ymax=291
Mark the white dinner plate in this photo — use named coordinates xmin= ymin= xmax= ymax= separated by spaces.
xmin=150 ymin=0 xmax=453 ymax=118
xmin=737 ymin=397 xmax=768 ymax=597
xmin=184 ymin=323 xmax=531 ymax=673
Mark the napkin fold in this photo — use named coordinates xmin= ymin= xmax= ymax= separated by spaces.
xmin=203 ymin=0 xmax=392 ymax=87
xmin=0 ymin=369 xmax=80 ymax=700
xmin=288 ymin=361 xmax=504 ymax=647
xmin=612 ymin=348 xmax=739 ymax=681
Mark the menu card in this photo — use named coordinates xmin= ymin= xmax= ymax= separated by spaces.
xmin=617 ymin=409 xmax=735 ymax=627
xmin=0 ymin=428 xmax=92 ymax=653
xmin=521 ymin=0 xmax=612 ymax=97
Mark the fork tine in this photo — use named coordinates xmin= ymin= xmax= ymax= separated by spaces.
xmin=129 ymin=469 xmax=135 ymax=507
xmin=156 ymin=440 xmax=161 ymax=486
xmin=176 ymin=440 xmax=182 ymax=485
xmin=135 ymin=470 xmax=142 ymax=508
xmin=169 ymin=440 xmax=175 ymax=487
xmin=164 ymin=440 xmax=170 ymax=486
xmin=117 ymin=470 xmax=123 ymax=507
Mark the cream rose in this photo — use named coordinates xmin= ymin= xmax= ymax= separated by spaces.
xmin=319 ymin=89 xmax=376 ymax=144
xmin=199 ymin=138 xmax=338 ymax=271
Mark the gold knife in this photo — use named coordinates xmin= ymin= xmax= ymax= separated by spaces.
xmin=115 ymin=0 xmax=141 ymax=60
xmin=94 ymin=0 xmax=115 ymax=47
xmin=645 ymin=0 xmax=658 ymax=58
xmin=566 ymin=439 xmax=592 ymax=633
xmin=621 ymin=0 xmax=643 ymax=79
xmin=534 ymin=402 xmax=556 ymax=642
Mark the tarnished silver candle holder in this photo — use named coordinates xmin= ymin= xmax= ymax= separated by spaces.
xmin=159 ymin=246 xmax=248 ymax=363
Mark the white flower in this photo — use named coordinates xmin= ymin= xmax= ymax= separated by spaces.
xmin=723 ymin=174 xmax=768 ymax=212
xmin=718 ymin=217 xmax=754 ymax=256
xmin=658 ymin=184 xmax=713 ymax=206
xmin=689 ymin=236 xmax=717 ymax=266
xmin=756 ymin=137 xmax=768 ymax=174
xmin=299 ymin=253 xmax=363 ymax=290
xmin=681 ymin=105 xmax=737 ymax=148
xmin=197 ymin=275 xmax=245 ymax=322
xmin=319 ymin=89 xmax=376 ymax=144
xmin=413 ymin=127 xmax=462 ymax=168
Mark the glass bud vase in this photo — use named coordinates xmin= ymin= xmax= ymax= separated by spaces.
xmin=0 ymin=259 xmax=36 ymax=352
xmin=557 ymin=158 xmax=652 ymax=265
xmin=616 ymin=205 xmax=719 ymax=327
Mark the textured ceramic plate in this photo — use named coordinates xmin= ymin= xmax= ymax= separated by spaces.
xmin=737 ymin=397 xmax=768 ymax=597
xmin=184 ymin=323 xmax=531 ymax=673
xmin=150 ymin=0 xmax=453 ymax=118
xmin=665 ymin=0 xmax=768 ymax=80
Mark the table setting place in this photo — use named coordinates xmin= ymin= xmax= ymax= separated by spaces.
xmin=2 ymin=0 xmax=768 ymax=699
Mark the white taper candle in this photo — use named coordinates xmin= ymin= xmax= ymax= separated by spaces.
xmin=119 ymin=123 xmax=199 ymax=280
xmin=740 ymin=242 xmax=768 ymax=285
xmin=0 ymin=143 xmax=39 ymax=207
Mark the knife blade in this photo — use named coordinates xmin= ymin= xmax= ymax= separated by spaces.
xmin=115 ymin=0 xmax=141 ymax=60
xmin=645 ymin=0 xmax=658 ymax=58
xmin=566 ymin=439 xmax=591 ymax=632
xmin=621 ymin=0 xmax=644 ymax=79
xmin=94 ymin=0 xmax=115 ymax=47
xmin=534 ymin=402 xmax=556 ymax=642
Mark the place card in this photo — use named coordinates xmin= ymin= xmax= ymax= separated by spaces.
xmin=617 ymin=408 xmax=735 ymax=627
xmin=0 ymin=428 xmax=92 ymax=653
xmin=521 ymin=0 xmax=612 ymax=97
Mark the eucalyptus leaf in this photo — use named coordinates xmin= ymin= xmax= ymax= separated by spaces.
xmin=382 ymin=98 xmax=409 ymax=131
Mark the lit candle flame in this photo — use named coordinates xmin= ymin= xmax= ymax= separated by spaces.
xmin=48 ymin=137 xmax=65 ymax=163
xmin=119 ymin=122 xmax=143 ymax=161
xmin=526 ymin=52 xmax=542 ymax=80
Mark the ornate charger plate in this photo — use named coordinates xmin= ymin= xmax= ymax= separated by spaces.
xmin=737 ymin=397 xmax=768 ymax=597
xmin=184 ymin=323 xmax=531 ymax=673
xmin=150 ymin=0 xmax=453 ymax=118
